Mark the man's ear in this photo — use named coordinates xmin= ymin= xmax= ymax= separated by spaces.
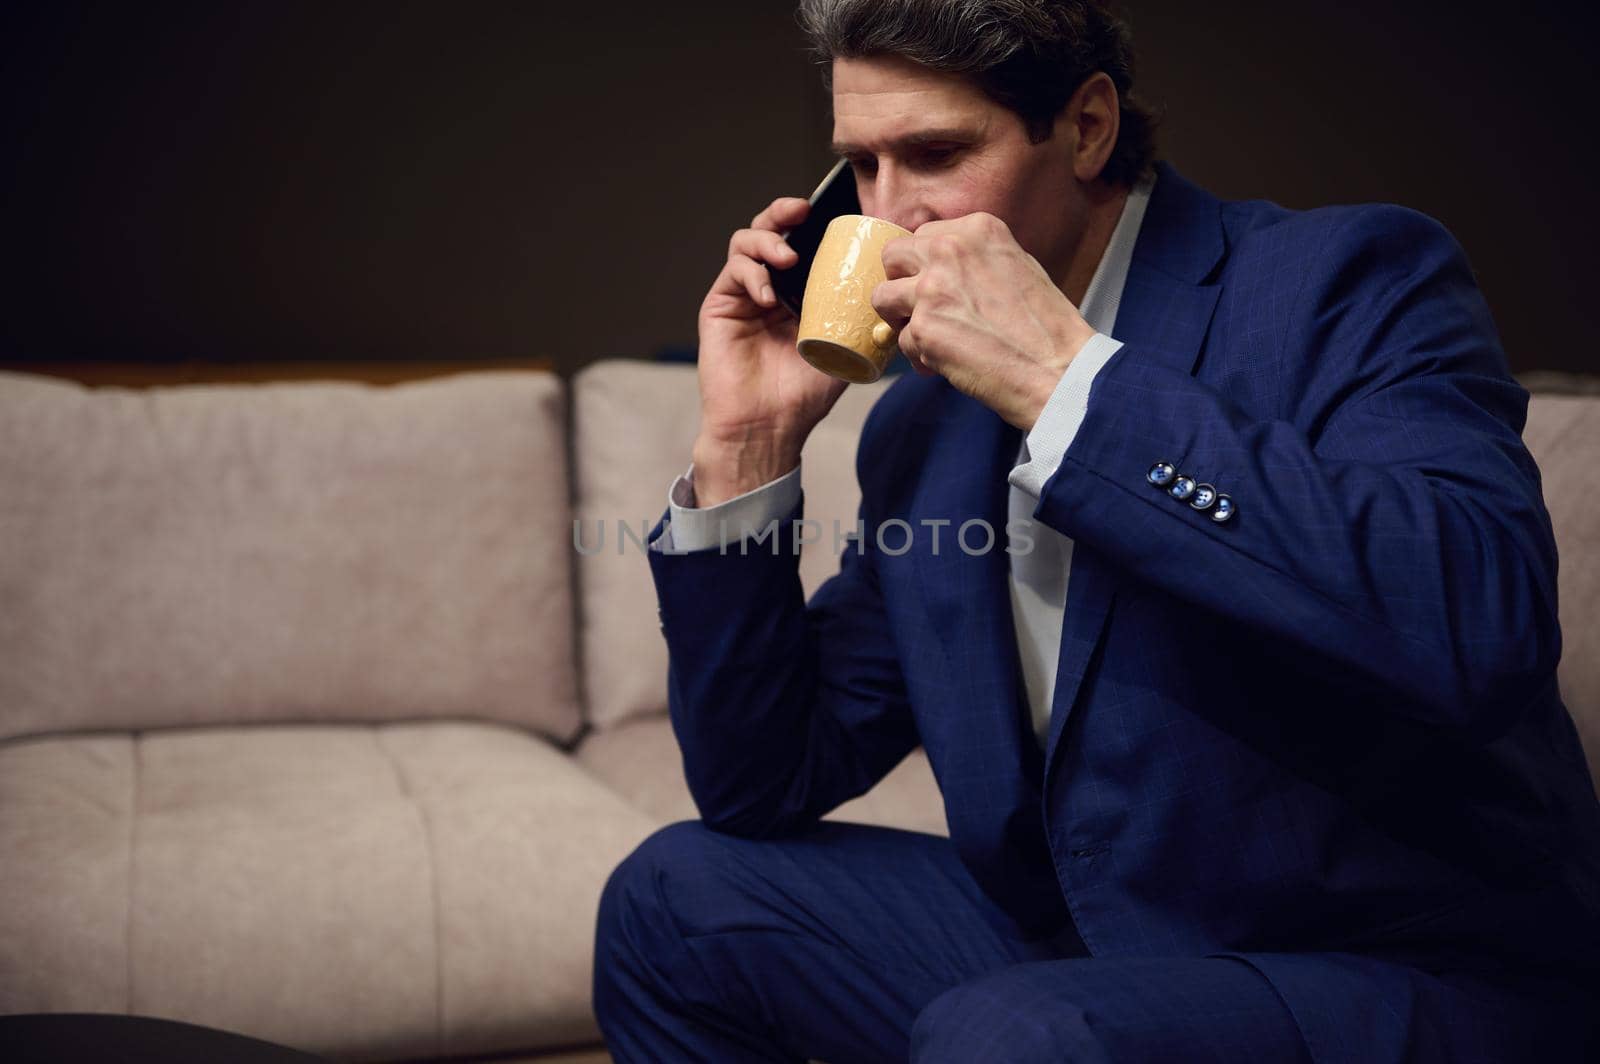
xmin=1057 ymin=72 xmax=1120 ymax=184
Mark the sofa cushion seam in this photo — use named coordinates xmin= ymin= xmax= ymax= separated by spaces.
xmin=374 ymin=726 xmax=445 ymax=1059
xmin=126 ymin=731 xmax=143 ymax=1015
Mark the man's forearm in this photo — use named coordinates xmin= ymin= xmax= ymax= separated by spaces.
xmin=690 ymin=432 xmax=804 ymax=508
xmin=646 ymin=493 xmax=919 ymax=837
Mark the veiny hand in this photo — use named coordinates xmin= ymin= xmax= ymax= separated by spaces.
xmin=872 ymin=212 xmax=1098 ymax=431
xmin=693 ymin=196 xmax=850 ymax=506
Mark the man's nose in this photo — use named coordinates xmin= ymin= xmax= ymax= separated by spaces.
xmin=860 ymin=170 xmax=926 ymax=231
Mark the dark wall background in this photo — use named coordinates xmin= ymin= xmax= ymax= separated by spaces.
xmin=2 ymin=1 xmax=1594 ymax=376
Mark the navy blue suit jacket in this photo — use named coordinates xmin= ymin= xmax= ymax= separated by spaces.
xmin=647 ymin=164 xmax=1600 ymax=1060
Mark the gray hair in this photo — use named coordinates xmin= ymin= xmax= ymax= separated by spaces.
xmin=795 ymin=0 xmax=1157 ymax=186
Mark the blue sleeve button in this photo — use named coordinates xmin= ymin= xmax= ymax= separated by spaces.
xmin=1168 ymin=475 xmax=1197 ymax=502
xmin=1211 ymin=494 xmax=1236 ymax=522
xmin=1147 ymin=461 xmax=1177 ymax=487
xmin=1189 ymin=483 xmax=1217 ymax=511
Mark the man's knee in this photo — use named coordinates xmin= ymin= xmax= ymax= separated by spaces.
xmin=596 ymin=820 xmax=715 ymax=950
xmin=910 ymin=970 xmax=1107 ymax=1064
xmin=594 ymin=819 xmax=733 ymax=1026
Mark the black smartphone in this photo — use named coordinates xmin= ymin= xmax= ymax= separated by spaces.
xmin=769 ymin=157 xmax=861 ymax=319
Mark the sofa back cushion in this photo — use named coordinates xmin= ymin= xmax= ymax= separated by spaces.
xmin=0 ymin=370 xmax=581 ymax=745
xmin=1524 ymin=393 xmax=1600 ymax=789
xmin=572 ymin=359 xmax=892 ymax=730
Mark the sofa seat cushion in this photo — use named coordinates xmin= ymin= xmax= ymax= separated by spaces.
xmin=0 ymin=721 xmax=656 ymax=1062
xmin=574 ymin=711 xmax=949 ymax=839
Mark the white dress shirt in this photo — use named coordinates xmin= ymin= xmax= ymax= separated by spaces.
xmin=658 ymin=175 xmax=1156 ymax=748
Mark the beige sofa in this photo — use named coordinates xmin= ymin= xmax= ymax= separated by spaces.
xmin=0 ymin=359 xmax=1595 ymax=1062
xmin=0 ymin=360 xmax=943 ymax=1062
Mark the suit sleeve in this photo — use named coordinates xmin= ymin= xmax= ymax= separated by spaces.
xmin=1036 ymin=205 xmax=1560 ymax=741
xmin=645 ymin=410 xmax=920 ymax=838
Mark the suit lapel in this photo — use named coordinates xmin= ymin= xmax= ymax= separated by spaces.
xmin=1043 ymin=164 xmax=1229 ymax=774
xmin=908 ymin=389 xmax=1042 ymax=778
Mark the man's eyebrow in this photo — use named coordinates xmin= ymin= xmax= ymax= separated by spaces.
xmin=829 ymin=129 xmax=977 ymax=156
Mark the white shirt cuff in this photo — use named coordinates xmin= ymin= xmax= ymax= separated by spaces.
xmin=655 ymin=462 xmax=803 ymax=553
xmin=1008 ymin=332 xmax=1124 ymax=499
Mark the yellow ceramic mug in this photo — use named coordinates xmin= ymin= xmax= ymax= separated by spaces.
xmin=796 ymin=214 xmax=913 ymax=383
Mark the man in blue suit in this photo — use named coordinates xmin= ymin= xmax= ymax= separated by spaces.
xmin=593 ymin=1 xmax=1600 ymax=1060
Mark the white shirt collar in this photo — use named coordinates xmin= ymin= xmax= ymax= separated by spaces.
xmin=1076 ymin=171 xmax=1155 ymax=337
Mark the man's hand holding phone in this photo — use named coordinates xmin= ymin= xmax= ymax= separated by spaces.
xmin=692 ymin=194 xmax=851 ymax=508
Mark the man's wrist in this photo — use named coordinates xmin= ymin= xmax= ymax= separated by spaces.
xmin=1021 ymin=365 xmax=1068 ymax=434
xmin=690 ymin=432 xmax=803 ymax=507
xmin=1020 ymin=322 xmax=1097 ymax=432
xmin=1010 ymin=331 xmax=1126 ymax=497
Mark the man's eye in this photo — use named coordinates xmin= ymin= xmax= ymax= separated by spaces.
xmin=917 ymin=147 xmax=960 ymax=167
xmin=849 ymin=157 xmax=877 ymax=176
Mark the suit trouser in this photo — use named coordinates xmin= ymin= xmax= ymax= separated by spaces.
xmin=591 ymin=819 xmax=1315 ymax=1063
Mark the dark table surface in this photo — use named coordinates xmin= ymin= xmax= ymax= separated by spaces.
xmin=0 ymin=1012 xmax=330 ymax=1063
